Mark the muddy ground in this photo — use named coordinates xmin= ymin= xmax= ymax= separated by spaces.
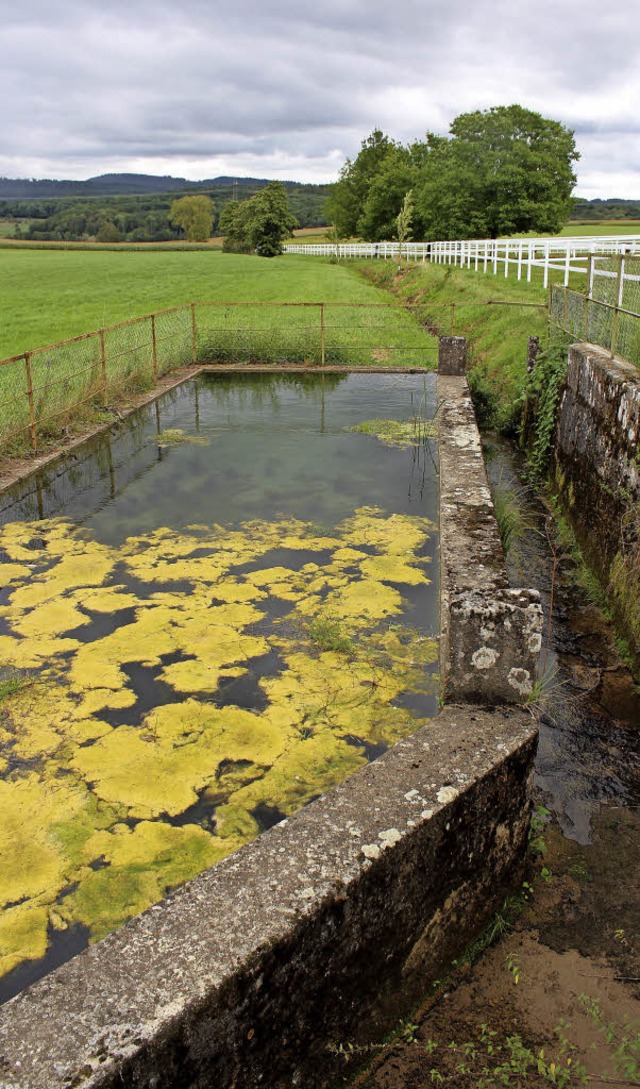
xmin=344 ymin=443 xmax=640 ymax=1089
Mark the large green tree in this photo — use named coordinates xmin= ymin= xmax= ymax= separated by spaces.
xmin=356 ymin=141 xmax=429 ymax=240
xmin=220 ymin=182 xmax=297 ymax=256
xmin=168 ymin=195 xmax=214 ymax=242
xmin=326 ymin=129 xmax=398 ymax=238
xmin=416 ymin=105 xmax=579 ymax=239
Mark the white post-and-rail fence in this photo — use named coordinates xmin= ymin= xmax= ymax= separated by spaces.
xmin=284 ymin=236 xmax=640 ymax=289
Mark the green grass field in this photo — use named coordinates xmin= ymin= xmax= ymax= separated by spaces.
xmin=0 ymin=249 xmax=438 ymax=453
xmin=0 ymin=248 xmax=430 ymax=360
xmin=561 ymin=221 xmax=640 ymax=236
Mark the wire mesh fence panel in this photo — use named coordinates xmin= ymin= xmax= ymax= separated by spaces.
xmin=29 ymin=333 xmax=106 ymax=440
xmin=154 ymin=306 xmax=193 ymax=377
xmin=194 ymin=303 xmax=438 ymax=368
xmin=103 ymin=317 xmax=155 ymax=396
xmin=195 ymin=303 xmax=324 ymax=365
xmin=0 ymin=358 xmax=31 ymax=449
xmin=322 ymin=304 xmax=438 ymax=367
xmin=551 ymin=257 xmax=640 ymax=367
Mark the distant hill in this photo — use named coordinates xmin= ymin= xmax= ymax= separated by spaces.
xmin=0 ymin=173 xmax=332 ymax=241
xmin=0 ymin=173 xmax=327 ymax=199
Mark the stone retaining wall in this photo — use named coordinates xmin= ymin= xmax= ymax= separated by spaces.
xmin=553 ymin=342 xmax=640 ymax=581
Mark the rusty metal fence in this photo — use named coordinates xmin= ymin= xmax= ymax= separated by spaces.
xmin=0 ymin=302 xmax=441 ymax=454
xmin=0 ymin=297 xmax=551 ymax=457
xmin=549 ymin=254 xmax=640 ymax=367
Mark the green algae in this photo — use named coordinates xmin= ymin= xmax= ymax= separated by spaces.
xmin=350 ymin=418 xmax=437 ymax=447
xmin=0 ymin=505 xmax=437 ymax=981
xmin=155 ymin=428 xmax=210 ymax=448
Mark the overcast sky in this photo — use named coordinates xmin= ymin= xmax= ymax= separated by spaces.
xmin=1 ymin=0 xmax=638 ymax=198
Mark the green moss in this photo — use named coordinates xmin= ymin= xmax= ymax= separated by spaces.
xmin=155 ymin=428 xmax=210 ymax=448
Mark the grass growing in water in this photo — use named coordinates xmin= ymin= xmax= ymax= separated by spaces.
xmin=307 ymin=617 xmax=354 ymax=654
xmin=155 ymin=428 xmax=209 ymax=448
xmin=493 ymin=481 xmax=527 ymax=556
xmin=350 ymin=417 xmax=436 ymax=448
xmin=0 ymin=674 xmax=29 ymax=703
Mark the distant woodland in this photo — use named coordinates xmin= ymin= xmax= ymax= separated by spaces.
xmin=570 ymin=198 xmax=640 ymax=221
xmin=0 ymin=166 xmax=637 ymax=245
xmin=0 ymin=174 xmax=331 ymax=242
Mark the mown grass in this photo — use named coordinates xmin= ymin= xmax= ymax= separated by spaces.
xmin=560 ymin=220 xmax=640 ymax=236
xmin=0 ymin=249 xmax=437 ymax=361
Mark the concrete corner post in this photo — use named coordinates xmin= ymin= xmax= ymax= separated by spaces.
xmin=438 ymin=336 xmax=467 ymax=375
xmin=527 ymin=336 xmax=541 ymax=373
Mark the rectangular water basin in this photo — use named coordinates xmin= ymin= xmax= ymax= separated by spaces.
xmin=0 ymin=371 xmax=439 ymax=1000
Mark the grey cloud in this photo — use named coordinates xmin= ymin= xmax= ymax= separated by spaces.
xmin=0 ymin=0 xmax=639 ymax=196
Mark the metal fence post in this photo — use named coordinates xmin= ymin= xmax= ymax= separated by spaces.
xmin=24 ymin=352 xmax=37 ymax=450
xmin=191 ymin=303 xmax=197 ymax=364
xmin=99 ymin=329 xmax=108 ymax=404
xmin=583 ymin=256 xmax=593 ymax=340
xmin=611 ymin=256 xmax=625 ymax=358
xmin=320 ymin=302 xmax=326 ymax=367
xmin=151 ymin=314 xmax=158 ymax=382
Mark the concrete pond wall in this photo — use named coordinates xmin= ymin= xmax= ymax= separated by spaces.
xmin=0 ymin=352 xmax=542 ymax=1089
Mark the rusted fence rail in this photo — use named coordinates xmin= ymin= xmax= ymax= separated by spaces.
xmin=0 ymin=297 xmax=550 ymax=456
xmin=0 ymin=302 xmax=441 ymax=454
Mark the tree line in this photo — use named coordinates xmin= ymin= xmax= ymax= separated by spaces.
xmin=0 ymin=181 xmax=329 ymax=243
xmin=327 ymin=105 xmax=580 ymax=242
xmin=571 ymin=199 xmax=640 ymax=221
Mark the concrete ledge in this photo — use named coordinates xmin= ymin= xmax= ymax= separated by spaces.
xmin=437 ymin=374 xmax=542 ymax=704
xmin=0 ymin=707 xmax=536 ymax=1089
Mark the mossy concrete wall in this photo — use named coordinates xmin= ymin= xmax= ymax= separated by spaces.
xmin=552 ymin=343 xmax=640 ymax=660
xmin=0 ymin=368 xmax=541 ymax=1089
xmin=553 ymin=343 xmax=640 ymax=580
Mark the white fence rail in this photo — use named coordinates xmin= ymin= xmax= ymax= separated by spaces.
xmin=284 ymin=236 xmax=640 ymax=288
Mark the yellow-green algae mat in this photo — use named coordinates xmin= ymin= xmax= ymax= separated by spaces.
xmin=0 ymin=507 xmax=437 ymax=980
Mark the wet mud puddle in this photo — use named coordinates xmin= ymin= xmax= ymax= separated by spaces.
xmin=351 ymin=437 xmax=640 ymax=1089
xmin=0 ymin=372 xmax=441 ymax=1001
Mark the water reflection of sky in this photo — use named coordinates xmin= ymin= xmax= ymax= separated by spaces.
xmin=0 ymin=372 xmax=439 ymax=545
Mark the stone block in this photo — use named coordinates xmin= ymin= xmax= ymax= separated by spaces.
xmin=438 ymin=336 xmax=467 ymax=375
xmin=445 ymin=587 xmax=543 ymax=705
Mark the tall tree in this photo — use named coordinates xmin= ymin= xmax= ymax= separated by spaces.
xmin=220 ymin=182 xmax=297 ymax=256
xmin=168 ymin=195 xmax=214 ymax=242
xmin=357 ymin=142 xmax=428 ymax=240
xmin=416 ymin=105 xmax=579 ymax=239
xmin=327 ymin=129 xmax=397 ymax=237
